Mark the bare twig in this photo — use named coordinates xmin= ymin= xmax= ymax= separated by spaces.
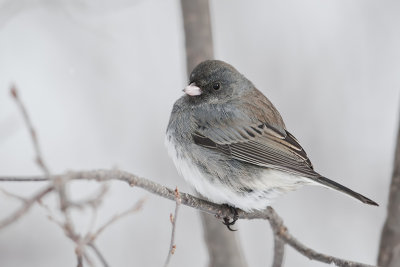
xmin=164 ymin=187 xmax=181 ymax=267
xmin=76 ymin=253 xmax=83 ymax=267
xmin=88 ymin=243 xmax=110 ymax=267
xmin=272 ymin=234 xmax=285 ymax=267
xmin=69 ymin=184 xmax=109 ymax=210
xmin=0 ymin=187 xmax=28 ymax=202
xmin=1 ymin=86 xmax=55 ymax=231
xmin=11 ymin=85 xmax=50 ymax=176
xmin=378 ymin=110 xmax=400 ymax=266
xmin=0 ymin=177 xmax=48 ymax=181
xmin=0 ymin=170 xmax=376 ymax=267
xmin=87 ymin=204 xmax=99 ymax=235
xmin=0 ymin=185 xmax=54 ymax=229
xmin=8 ymin=86 xmax=110 ymax=267
xmin=82 ymin=251 xmax=95 ymax=267
xmin=89 ymin=197 xmax=145 ymax=241
xmin=79 ymin=198 xmax=145 ymax=267
xmin=266 ymin=207 xmax=375 ymax=267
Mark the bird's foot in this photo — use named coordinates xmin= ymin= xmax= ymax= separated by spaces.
xmin=222 ymin=205 xmax=239 ymax=231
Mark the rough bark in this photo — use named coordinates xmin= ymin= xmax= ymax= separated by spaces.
xmin=180 ymin=1 xmax=248 ymax=267
xmin=378 ymin=114 xmax=400 ymax=267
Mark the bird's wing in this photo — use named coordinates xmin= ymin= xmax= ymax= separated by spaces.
xmin=193 ymin=117 xmax=381 ymax=206
xmin=192 ymin=120 xmax=319 ymax=179
xmin=189 ymin=86 xmax=379 ymax=205
xmin=191 ymin=87 xmax=319 ymax=178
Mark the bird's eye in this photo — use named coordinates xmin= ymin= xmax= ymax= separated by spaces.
xmin=212 ymin=82 xmax=221 ymax=90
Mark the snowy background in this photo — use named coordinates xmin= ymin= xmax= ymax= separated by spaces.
xmin=0 ymin=0 xmax=399 ymax=266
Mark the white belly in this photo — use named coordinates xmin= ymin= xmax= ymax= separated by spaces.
xmin=165 ymin=133 xmax=308 ymax=211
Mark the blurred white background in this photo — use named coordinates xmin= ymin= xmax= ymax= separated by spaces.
xmin=0 ymin=0 xmax=399 ymax=266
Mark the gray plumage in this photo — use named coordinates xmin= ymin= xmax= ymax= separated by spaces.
xmin=166 ymin=60 xmax=377 ymax=211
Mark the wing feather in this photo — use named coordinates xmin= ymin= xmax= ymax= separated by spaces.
xmin=193 ymin=122 xmax=319 ymax=179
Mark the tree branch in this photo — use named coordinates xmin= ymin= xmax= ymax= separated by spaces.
xmin=164 ymin=187 xmax=181 ymax=267
xmin=10 ymin=85 xmax=50 ymax=176
xmin=271 ymin=234 xmax=285 ymax=267
xmin=378 ymin=110 xmax=400 ymax=267
xmin=88 ymin=197 xmax=145 ymax=242
xmin=0 ymin=185 xmax=54 ymax=229
xmin=0 ymin=170 xmax=377 ymax=267
xmin=88 ymin=243 xmax=109 ymax=267
xmin=76 ymin=253 xmax=83 ymax=267
xmin=179 ymin=1 xmax=248 ymax=266
xmin=180 ymin=0 xmax=214 ymax=74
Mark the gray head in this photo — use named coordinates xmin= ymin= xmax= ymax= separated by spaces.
xmin=183 ymin=60 xmax=252 ymax=104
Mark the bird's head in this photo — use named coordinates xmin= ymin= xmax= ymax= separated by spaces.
xmin=183 ymin=60 xmax=252 ymax=104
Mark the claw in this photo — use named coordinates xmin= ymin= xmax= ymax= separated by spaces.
xmin=223 ymin=217 xmax=237 ymax=231
xmin=222 ymin=205 xmax=239 ymax=231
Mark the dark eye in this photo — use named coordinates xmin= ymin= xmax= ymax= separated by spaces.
xmin=212 ymin=82 xmax=221 ymax=90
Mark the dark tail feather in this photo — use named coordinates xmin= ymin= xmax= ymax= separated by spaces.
xmin=316 ymin=176 xmax=379 ymax=206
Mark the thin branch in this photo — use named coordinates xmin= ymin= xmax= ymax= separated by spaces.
xmin=68 ymin=184 xmax=109 ymax=210
xmin=0 ymin=177 xmax=48 ymax=181
xmin=0 ymin=185 xmax=54 ymax=229
xmin=89 ymin=197 xmax=146 ymax=242
xmin=378 ymin=108 xmax=400 ymax=266
xmin=164 ymin=187 xmax=181 ymax=267
xmin=87 ymin=204 xmax=98 ymax=235
xmin=88 ymin=243 xmax=110 ymax=267
xmin=76 ymin=253 xmax=83 ymax=267
xmin=0 ymin=170 xmax=377 ymax=267
xmin=266 ymin=207 xmax=375 ymax=267
xmin=10 ymin=85 xmax=50 ymax=176
xmin=0 ymin=187 xmax=28 ymax=202
xmin=2 ymin=86 xmax=57 ymax=232
xmin=9 ymin=86 xmax=100 ymax=267
xmin=83 ymin=251 xmax=95 ymax=267
xmin=271 ymin=234 xmax=285 ymax=267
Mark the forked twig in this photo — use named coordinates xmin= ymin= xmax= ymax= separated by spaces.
xmin=0 ymin=185 xmax=54 ymax=229
xmin=88 ymin=198 xmax=146 ymax=242
xmin=164 ymin=187 xmax=181 ymax=267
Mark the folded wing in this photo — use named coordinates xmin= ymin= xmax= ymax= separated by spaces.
xmin=192 ymin=120 xmax=320 ymax=179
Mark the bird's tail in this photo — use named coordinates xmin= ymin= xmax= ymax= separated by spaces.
xmin=313 ymin=176 xmax=378 ymax=206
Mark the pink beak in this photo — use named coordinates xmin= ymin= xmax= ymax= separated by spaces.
xmin=183 ymin=83 xmax=202 ymax=96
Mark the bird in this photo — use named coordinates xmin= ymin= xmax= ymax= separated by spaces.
xmin=165 ymin=60 xmax=378 ymax=230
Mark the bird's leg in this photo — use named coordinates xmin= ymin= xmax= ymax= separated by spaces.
xmin=222 ymin=204 xmax=239 ymax=231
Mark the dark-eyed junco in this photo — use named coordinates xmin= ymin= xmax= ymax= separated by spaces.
xmin=166 ymin=60 xmax=377 ymax=229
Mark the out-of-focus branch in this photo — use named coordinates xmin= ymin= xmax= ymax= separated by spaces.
xmin=10 ymin=85 xmax=50 ymax=176
xmin=272 ymin=234 xmax=285 ymax=267
xmin=0 ymin=185 xmax=54 ymax=228
xmin=378 ymin=113 xmax=400 ymax=267
xmin=180 ymin=1 xmax=248 ymax=267
xmin=88 ymin=243 xmax=109 ymax=267
xmin=0 ymin=170 xmax=377 ymax=267
xmin=88 ymin=198 xmax=145 ymax=242
xmin=77 ymin=254 xmax=83 ymax=267
xmin=180 ymin=0 xmax=214 ymax=74
xmin=164 ymin=187 xmax=181 ymax=267
xmin=4 ymin=86 xmax=146 ymax=267
xmin=11 ymin=85 xmax=92 ymax=266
